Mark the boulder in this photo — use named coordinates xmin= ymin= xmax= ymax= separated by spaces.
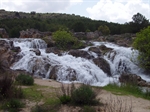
xmin=0 ymin=28 xmax=9 ymax=38
xmin=86 ymin=31 xmax=101 ymax=40
xmin=49 ymin=66 xmax=77 ymax=81
xmin=30 ymin=49 xmax=41 ymax=56
xmin=99 ymin=45 xmax=113 ymax=55
xmin=42 ymin=36 xmax=55 ymax=47
xmin=20 ymin=29 xmax=52 ymax=38
xmin=93 ymin=58 xmax=111 ymax=76
xmin=46 ymin=47 xmax=61 ymax=56
xmin=68 ymin=50 xmax=94 ymax=59
xmin=119 ymin=74 xmax=150 ymax=87
xmin=88 ymin=47 xmax=101 ymax=56
xmin=49 ymin=66 xmax=59 ymax=80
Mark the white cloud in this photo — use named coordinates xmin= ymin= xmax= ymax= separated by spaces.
xmin=86 ymin=0 xmax=150 ymax=23
xmin=1 ymin=0 xmax=83 ymax=13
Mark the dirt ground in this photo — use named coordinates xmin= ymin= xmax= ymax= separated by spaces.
xmin=22 ymin=78 xmax=150 ymax=112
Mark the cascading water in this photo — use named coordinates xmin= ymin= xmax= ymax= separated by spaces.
xmin=7 ymin=38 xmax=150 ymax=86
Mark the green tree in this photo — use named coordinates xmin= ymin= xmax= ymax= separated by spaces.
xmin=52 ymin=30 xmax=83 ymax=50
xmin=98 ymin=25 xmax=110 ymax=35
xmin=132 ymin=26 xmax=150 ymax=72
xmin=130 ymin=13 xmax=149 ymax=33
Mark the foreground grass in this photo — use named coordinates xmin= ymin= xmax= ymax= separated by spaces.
xmin=103 ymin=83 xmax=150 ymax=100
xmin=22 ymin=84 xmax=61 ymax=112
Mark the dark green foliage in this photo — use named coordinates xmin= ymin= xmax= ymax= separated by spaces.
xmin=52 ymin=30 xmax=84 ymax=50
xmin=0 ymin=74 xmax=14 ymax=99
xmin=71 ymin=84 xmax=99 ymax=105
xmin=98 ymin=25 xmax=110 ymax=35
xmin=0 ymin=74 xmax=24 ymax=100
xmin=130 ymin=13 xmax=149 ymax=33
xmin=80 ymin=106 xmax=96 ymax=112
xmin=2 ymin=99 xmax=24 ymax=112
xmin=16 ymin=74 xmax=34 ymax=85
xmin=132 ymin=26 xmax=150 ymax=72
xmin=58 ymin=95 xmax=71 ymax=104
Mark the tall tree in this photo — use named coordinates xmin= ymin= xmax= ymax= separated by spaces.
xmin=130 ymin=13 xmax=149 ymax=33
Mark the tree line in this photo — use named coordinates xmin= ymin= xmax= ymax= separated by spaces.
xmin=0 ymin=12 xmax=149 ymax=38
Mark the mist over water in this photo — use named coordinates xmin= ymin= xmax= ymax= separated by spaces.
xmin=8 ymin=38 xmax=150 ymax=86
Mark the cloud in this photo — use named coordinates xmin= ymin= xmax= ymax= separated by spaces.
xmin=86 ymin=0 xmax=149 ymax=23
xmin=1 ymin=0 xmax=83 ymax=13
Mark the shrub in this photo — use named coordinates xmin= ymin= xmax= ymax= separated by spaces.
xmin=0 ymin=74 xmax=24 ymax=100
xmin=71 ymin=84 xmax=99 ymax=105
xmin=0 ymin=74 xmax=14 ymax=99
xmin=52 ymin=30 xmax=83 ymax=50
xmin=2 ymin=99 xmax=24 ymax=112
xmin=16 ymin=74 xmax=34 ymax=85
xmin=132 ymin=26 xmax=150 ymax=72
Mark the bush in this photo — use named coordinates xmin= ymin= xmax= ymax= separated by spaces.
xmin=0 ymin=74 xmax=24 ymax=100
xmin=52 ymin=30 xmax=83 ymax=50
xmin=0 ymin=74 xmax=14 ymax=99
xmin=2 ymin=99 xmax=24 ymax=112
xmin=132 ymin=26 xmax=150 ymax=72
xmin=57 ymin=83 xmax=99 ymax=106
xmin=71 ymin=84 xmax=99 ymax=105
xmin=16 ymin=74 xmax=34 ymax=85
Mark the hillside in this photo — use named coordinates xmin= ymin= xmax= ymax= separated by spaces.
xmin=0 ymin=9 xmax=149 ymax=38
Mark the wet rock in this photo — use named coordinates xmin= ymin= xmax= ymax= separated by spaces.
xmin=11 ymin=46 xmax=21 ymax=52
xmin=93 ymin=58 xmax=111 ymax=76
xmin=49 ymin=66 xmax=59 ymax=80
xmin=42 ymin=36 xmax=55 ymax=47
xmin=99 ymin=45 xmax=113 ymax=54
xmin=88 ymin=47 xmax=101 ymax=56
xmin=30 ymin=49 xmax=41 ymax=56
xmin=119 ymin=74 xmax=150 ymax=87
xmin=68 ymin=50 xmax=94 ymax=59
xmin=46 ymin=47 xmax=61 ymax=56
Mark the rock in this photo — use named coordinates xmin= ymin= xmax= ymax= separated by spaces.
xmin=99 ymin=45 xmax=113 ymax=55
xmin=11 ymin=46 xmax=21 ymax=52
xmin=42 ymin=36 xmax=55 ymax=47
xmin=93 ymin=58 xmax=111 ymax=76
xmin=86 ymin=30 xmax=101 ymax=40
xmin=20 ymin=29 xmax=52 ymax=38
xmin=49 ymin=66 xmax=59 ymax=80
xmin=88 ymin=47 xmax=101 ymax=56
xmin=30 ymin=49 xmax=41 ymax=56
xmin=0 ymin=28 xmax=9 ymax=38
xmin=49 ymin=66 xmax=77 ymax=81
xmin=119 ymin=74 xmax=150 ymax=87
xmin=68 ymin=50 xmax=94 ymax=59
xmin=46 ymin=47 xmax=61 ymax=56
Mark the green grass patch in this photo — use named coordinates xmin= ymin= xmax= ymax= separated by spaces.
xmin=103 ymin=83 xmax=150 ymax=100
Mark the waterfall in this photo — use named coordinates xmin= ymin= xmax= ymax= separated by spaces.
xmin=6 ymin=38 xmax=149 ymax=86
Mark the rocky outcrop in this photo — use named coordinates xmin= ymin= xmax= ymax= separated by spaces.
xmin=86 ymin=31 xmax=102 ymax=40
xmin=20 ymin=29 xmax=52 ymax=38
xmin=93 ymin=58 xmax=111 ymax=76
xmin=46 ymin=47 xmax=62 ymax=56
xmin=88 ymin=47 xmax=101 ymax=56
xmin=0 ymin=28 xmax=9 ymax=38
xmin=30 ymin=49 xmax=41 ymax=56
xmin=73 ymin=31 xmax=101 ymax=40
xmin=99 ymin=45 xmax=113 ymax=55
xmin=68 ymin=50 xmax=94 ymax=59
xmin=119 ymin=74 xmax=150 ymax=87
xmin=0 ymin=39 xmax=21 ymax=72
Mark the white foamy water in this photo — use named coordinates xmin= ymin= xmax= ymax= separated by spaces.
xmin=7 ymin=39 xmax=150 ymax=86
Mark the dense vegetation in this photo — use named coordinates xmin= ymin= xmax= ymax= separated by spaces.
xmin=133 ymin=26 xmax=150 ymax=72
xmin=52 ymin=30 xmax=84 ymax=49
xmin=0 ymin=10 xmax=149 ymax=37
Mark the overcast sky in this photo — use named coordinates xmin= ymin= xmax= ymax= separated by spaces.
xmin=1 ymin=0 xmax=150 ymax=23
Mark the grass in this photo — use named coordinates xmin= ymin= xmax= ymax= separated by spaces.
xmin=103 ymin=83 xmax=150 ymax=100
xmin=22 ymin=84 xmax=61 ymax=112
